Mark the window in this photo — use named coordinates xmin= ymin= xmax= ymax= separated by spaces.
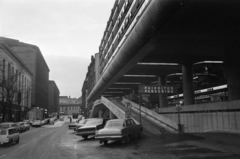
xmin=126 ymin=120 xmax=131 ymax=127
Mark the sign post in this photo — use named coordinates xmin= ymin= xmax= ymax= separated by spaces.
xmin=125 ymin=102 xmax=132 ymax=119
xmin=176 ymin=103 xmax=183 ymax=134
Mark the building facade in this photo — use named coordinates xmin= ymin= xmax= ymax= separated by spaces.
xmin=48 ymin=80 xmax=60 ymax=116
xmin=0 ymin=42 xmax=32 ymax=122
xmin=81 ymin=53 xmax=100 ymax=117
xmin=59 ymin=104 xmax=81 ymax=115
xmin=0 ymin=37 xmax=50 ymax=113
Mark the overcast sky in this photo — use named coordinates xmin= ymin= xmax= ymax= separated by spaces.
xmin=0 ymin=0 xmax=114 ymax=98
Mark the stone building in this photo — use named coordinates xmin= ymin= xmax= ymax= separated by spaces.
xmin=0 ymin=37 xmax=50 ymax=113
xmin=48 ymin=80 xmax=60 ymax=116
xmin=0 ymin=42 xmax=32 ymax=122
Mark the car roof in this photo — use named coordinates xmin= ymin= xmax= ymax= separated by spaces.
xmin=0 ymin=122 xmax=15 ymax=125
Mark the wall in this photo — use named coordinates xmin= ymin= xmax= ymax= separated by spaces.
xmin=159 ymin=100 xmax=240 ymax=133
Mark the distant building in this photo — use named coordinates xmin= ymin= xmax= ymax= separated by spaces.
xmin=48 ymin=80 xmax=60 ymax=116
xmin=0 ymin=37 xmax=50 ymax=112
xmin=81 ymin=53 xmax=100 ymax=117
xmin=59 ymin=96 xmax=81 ymax=105
xmin=0 ymin=42 xmax=33 ymax=122
xmin=59 ymin=96 xmax=81 ymax=115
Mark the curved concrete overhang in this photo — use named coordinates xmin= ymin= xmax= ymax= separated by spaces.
xmin=87 ymin=0 xmax=181 ymax=102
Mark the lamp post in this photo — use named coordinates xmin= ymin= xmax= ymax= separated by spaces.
xmin=138 ymin=85 xmax=142 ymax=124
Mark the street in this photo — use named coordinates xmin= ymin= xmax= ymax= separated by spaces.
xmin=1 ymin=118 xmax=240 ymax=159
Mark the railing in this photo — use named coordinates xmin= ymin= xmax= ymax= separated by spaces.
xmin=123 ymin=98 xmax=179 ymax=132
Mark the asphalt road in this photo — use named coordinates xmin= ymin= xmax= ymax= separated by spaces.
xmin=1 ymin=118 xmax=240 ymax=159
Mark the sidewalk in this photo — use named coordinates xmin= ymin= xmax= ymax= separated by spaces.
xmin=138 ymin=132 xmax=240 ymax=159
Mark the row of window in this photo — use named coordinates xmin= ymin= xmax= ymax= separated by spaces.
xmin=99 ymin=0 xmax=145 ymax=74
xmin=1 ymin=58 xmax=31 ymax=107
xmin=60 ymin=107 xmax=79 ymax=111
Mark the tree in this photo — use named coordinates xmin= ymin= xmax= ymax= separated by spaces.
xmin=0 ymin=56 xmax=31 ymax=122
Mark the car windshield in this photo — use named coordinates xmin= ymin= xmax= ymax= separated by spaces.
xmin=85 ymin=119 xmax=102 ymax=126
xmin=105 ymin=121 xmax=124 ymax=128
xmin=0 ymin=130 xmax=7 ymax=135
xmin=79 ymin=120 xmax=87 ymax=124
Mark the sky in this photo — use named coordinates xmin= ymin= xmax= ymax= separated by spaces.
xmin=0 ymin=0 xmax=115 ymax=98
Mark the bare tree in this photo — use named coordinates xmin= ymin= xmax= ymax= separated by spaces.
xmin=0 ymin=58 xmax=31 ymax=122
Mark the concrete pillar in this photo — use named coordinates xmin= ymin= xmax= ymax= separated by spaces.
xmin=158 ymin=75 xmax=168 ymax=108
xmin=226 ymin=63 xmax=240 ymax=100
xmin=182 ymin=63 xmax=195 ymax=105
xmin=109 ymin=110 xmax=116 ymax=119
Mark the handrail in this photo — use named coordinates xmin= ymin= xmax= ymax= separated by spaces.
xmin=123 ymin=98 xmax=178 ymax=132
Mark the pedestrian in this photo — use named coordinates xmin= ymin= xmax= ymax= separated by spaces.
xmin=70 ymin=117 xmax=72 ymax=123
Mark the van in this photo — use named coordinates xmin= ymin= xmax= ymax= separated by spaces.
xmin=0 ymin=127 xmax=20 ymax=145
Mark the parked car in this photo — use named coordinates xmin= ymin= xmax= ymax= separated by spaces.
xmin=32 ymin=120 xmax=42 ymax=127
xmin=17 ymin=122 xmax=28 ymax=132
xmin=59 ymin=117 xmax=64 ymax=121
xmin=23 ymin=123 xmax=31 ymax=131
xmin=23 ymin=120 xmax=32 ymax=126
xmin=95 ymin=118 xmax=143 ymax=145
xmin=68 ymin=118 xmax=82 ymax=130
xmin=0 ymin=127 xmax=19 ymax=145
xmin=0 ymin=122 xmax=20 ymax=133
xmin=76 ymin=118 xmax=109 ymax=139
xmin=74 ymin=119 xmax=88 ymax=131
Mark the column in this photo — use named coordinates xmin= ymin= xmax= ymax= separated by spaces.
xmin=109 ymin=109 xmax=116 ymax=119
xmin=226 ymin=62 xmax=240 ymax=100
xmin=182 ymin=63 xmax=195 ymax=105
xmin=158 ymin=75 xmax=168 ymax=108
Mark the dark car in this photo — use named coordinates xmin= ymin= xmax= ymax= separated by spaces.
xmin=68 ymin=118 xmax=82 ymax=130
xmin=76 ymin=118 xmax=109 ymax=139
xmin=95 ymin=118 xmax=143 ymax=145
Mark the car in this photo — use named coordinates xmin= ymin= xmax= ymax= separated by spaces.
xmin=23 ymin=123 xmax=31 ymax=131
xmin=59 ymin=117 xmax=64 ymax=121
xmin=0 ymin=122 xmax=20 ymax=133
xmin=16 ymin=122 xmax=27 ymax=132
xmin=95 ymin=118 xmax=143 ymax=145
xmin=32 ymin=120 xmax=42 ymax=127
xmin=0 ymin=127 xmax=20 ymax=145
xmin=68 ymin=118 xmax=82 ymax=130
xmin=74 ymin=119 xmax=88 ymax=131
xmin=23 ymin=120 xmax=32 ymax=126
xmin=76 ymin=118 xmax=109 ymax=139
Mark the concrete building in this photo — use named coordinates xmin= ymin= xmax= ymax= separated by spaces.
xmin=0 ymin=37 xmax=50 ymax=113
xmin=0 ymin=42 xmax=32 ymax=122
xmin=83 ymin=0 xmax=240 ymax=134
xmin=81 ymin=53 xmax=100 ymax=117
xmin=48 ymin=80 xmax=60 ymax=116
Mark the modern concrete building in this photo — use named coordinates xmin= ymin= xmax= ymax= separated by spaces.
xmin=0 ymin=37 xmax=50 ymax=112
xmin=83 ymin=0 xmax=240 ymax=134
xmin=0 ymin=42 xmax=32 ymax=122
xmin=48 ymin=80 xmax=60 ymax=116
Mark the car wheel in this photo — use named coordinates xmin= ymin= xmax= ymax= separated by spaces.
xmin=103 ymin=140 xmax=108 ymax=145
xmin=16 ymin=137 xmax=19 ymax=144
xmin=82 ymin=135 xmax=88 ymax=140
xmin=9 ymin=139 xmax=13 ymax=146
xmin=126 ymin=135 xmax=130 ymax=143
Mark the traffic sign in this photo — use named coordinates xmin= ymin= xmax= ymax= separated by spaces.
xmin=139 ymin=85 xmax=177 ymax=94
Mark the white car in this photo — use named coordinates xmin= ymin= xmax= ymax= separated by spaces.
xmin=32 ymin=120 xmax=42 ymax=127
xmin=0 ymin=127 xmax=19 ymax=145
